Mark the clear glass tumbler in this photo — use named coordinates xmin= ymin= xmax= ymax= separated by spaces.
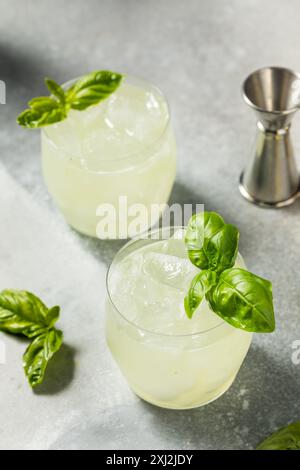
xmin=41 ymin=75 xmax=176 ymax=238
xmin=105 ymin=228 xmax=253 ymax=409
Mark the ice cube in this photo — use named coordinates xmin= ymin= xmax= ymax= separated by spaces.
xmin=142 ymin=252 xmax=198 ymax=291
xmin=110 ymin=246 xmax=224 ymax=336
xmin=45 ymin=80 xmax=169 ymax=171
xmin=79 ymin=100 xmax=108 ymax=132
xmin=105 ymin=82 xmax=167 ymax=144
xmin=45 ymin=110 xmax=84 ymax=156
xmin=161 ymin=228 xmax=187 ymax=259
xmin=132 ymin=274 xmax=183 ymax=330
xmin=110 ymin=252 xmax=143 ymax=298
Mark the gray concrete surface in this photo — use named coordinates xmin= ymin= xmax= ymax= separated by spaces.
xmin=0 ymin=0 xmax=300 ymax=450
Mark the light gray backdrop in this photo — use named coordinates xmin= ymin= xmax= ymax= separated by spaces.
xmin=0 ymin=0 xmax=300 ymax=450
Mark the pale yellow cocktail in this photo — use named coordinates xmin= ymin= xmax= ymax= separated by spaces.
xmin=105 ymin=228 xmax=252 ymax=409
xmin=42 ymin=76 xmax=176 ymax=238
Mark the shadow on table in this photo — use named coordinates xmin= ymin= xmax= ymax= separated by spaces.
xmin=280 ymin=195 xmax=300 ymax=215
xmin=46 ymin=345 xmax=300 ymax=449
xmin=168 ymin=180 xmax=207 ymax=209
xmin=0 ymin=44 xmax=62 ymax=111
xmin=34 ymin=343 xmax=76 ymax=395
xmin=137 ymin=345 xmax=300 ymax=450
xmin=71 ymin=232 xmax=126 ymax=267
xmin=71 ymin=181 xmax=208 ymax=265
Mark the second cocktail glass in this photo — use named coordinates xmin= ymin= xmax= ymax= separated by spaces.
xmin=41 ymin=75 xmax=176 ymax=238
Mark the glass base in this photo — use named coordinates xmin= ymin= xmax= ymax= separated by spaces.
xmin=63 ymin=213 xmax=99 ymax=238
xmin=62 ymin=209 xmax=165 ymax=239
xmin=130 ymin=374 xmax=237 ymax=410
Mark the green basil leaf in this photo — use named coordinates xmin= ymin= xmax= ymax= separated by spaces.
xmin=17 ymin=105 xmax=67 ymax=128
xmin=257 ymin=421 xmax=300 ymax=450
xmin=207 ymin=268 xmax=275 ymax=332
xmin=184 ymin=270 xmax=218 ymax=318
xmin=46 ymin=306 xmax=61 ymax=328
xmin=17 ymin=70 xmax=123 ymax=128
xmin=204 ymin=223 xmax=239 ymax=274
xmin=28 ymin=96 xmax=60 ymax=112
xmin=66 ymin=70 xmax=123 ymax=110
xmin=45 ymin=78 xmax=65 ymax=104
xmin=0 ymin=290 xmax=60 ymax=338
xmin=23 ymin=328 xmax=63 ymax=387
xmin=185 ymin=212 xmax=225 ymax=269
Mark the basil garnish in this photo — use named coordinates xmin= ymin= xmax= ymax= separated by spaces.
xmin=184 ymin=212 xmax=275 ymax=333
xmin=44 ymin=78 xmax=65 ymax=105
xmin=184 ymin=270 xmax=217 ymax=319
xmin=257 ymin=421 xmax=300 ymax=450
xmin=0 ymin=289 xmax=59 ymax=338
xmin=204 ymin=223 xmax=239 ymax=274
xmin=17 ymin=102 xmax=67 ymax=129
xmin=66 ymin=70 xmax=123 ymax=110
xmin=0 ymin=289 xmax=63 ymax=387
xmin=23 ymin=328 xmax=63 ymax=388
xmin=207 ymin=268 xmax=275 ymax=332
xmin=17 ymin=70 xmax=123 ymax=128
xmin=185 ymin=212 xmax=225 ymax=269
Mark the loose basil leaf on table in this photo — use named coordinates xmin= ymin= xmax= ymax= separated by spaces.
xmin=23 ymin=328 xmax=63 ymax=388
xmin=257 ymin=421 xmax=300 ymax=450
xmin=0 ymin=289 xmax=63 ymax=388
xmin=0 ymin=289 xmax=60 ymax=338
xmin=184 ymin=270 xmax=218 ymax=319
xmin=207 ymin=268 xmax=275 ymax=332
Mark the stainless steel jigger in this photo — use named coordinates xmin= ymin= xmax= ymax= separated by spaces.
xmin=239 ymin=66 xmax=300 ymax=207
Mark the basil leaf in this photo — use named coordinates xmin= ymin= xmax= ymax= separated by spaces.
xmin=47 ymin=306 xmax=61 ymax=328
xmin=17 ymin=70 xmax=123 ymax=127
xmin=204 ymin=223 xmax=239 ymax=274
xmin=28 ymin=96 xmax=60 ymax=112
xmin=184 ymin=270 xmax=218 ymax=318
xmin=17 ymin=105 xmax=66 ymax=128
xmin=23 ymin=329 xmax=63 ymax=387
xmin=207 ymin=268 xmax=275 ymax=332
xmin=45 ymin=78 xmax=65 ymax=104
xmin=184 ymin=211 xmax=275 ymax=332
xmin=0 ymin=290 xmax=60 ymax=338
xmin=257 ymin=421 xmax=300 ymax=450
xmin=66 ymin=70 xmax=123 ymax=110
xmin=185 ymin=212 xmax=225 ymax=269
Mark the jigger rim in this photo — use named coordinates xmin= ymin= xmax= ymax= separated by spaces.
xmin=242 ymin=66 xmax=300 ymax=116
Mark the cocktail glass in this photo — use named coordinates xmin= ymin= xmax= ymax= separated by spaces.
xmin=105 ymin=227 xmax=252 ymax=409
xmin=41 ymin=75 xmax=176 ymax=238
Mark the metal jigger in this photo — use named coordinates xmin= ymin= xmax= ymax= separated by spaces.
xmin=239 ymin=66 xmax=300 ymax=207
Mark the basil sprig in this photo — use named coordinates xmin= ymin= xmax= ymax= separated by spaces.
xmin=184 ymin=212 xmax=275 ymax=333
xmin=0 ymin=289 xmax=63 ymax=387
xmin=17 ymin=70 xmax=123 ymax=128
xmin=23 ymin=329 xmax=63 ymax=388
xmin=184 ymin=270 xmax=217 ymax=319
xmin=257 ymin=421 xmax=300 ymax=450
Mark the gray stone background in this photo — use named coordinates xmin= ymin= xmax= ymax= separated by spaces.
xmin=0 ymin=0 xmax=300 ymax=450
